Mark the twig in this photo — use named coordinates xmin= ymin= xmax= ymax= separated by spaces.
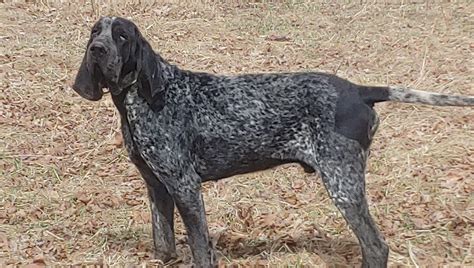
xmin=408 ymin=241 xmax=420 ymax=268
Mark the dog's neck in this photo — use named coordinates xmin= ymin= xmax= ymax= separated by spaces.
xmin=119 ymin=71 xmax=139 ymax=89
xmin=157 ymin=58 xmax=180 ymax=82
xmin=111 ymin=84 xmax=131 ymax=118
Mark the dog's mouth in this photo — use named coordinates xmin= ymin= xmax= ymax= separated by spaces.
xmin=90 ymin=61 xmax=126 ymax=96
xmin=92 ymin=65 xmax=108 ymax=94
xmin=91 ymin=64 xmax=121 ymax=96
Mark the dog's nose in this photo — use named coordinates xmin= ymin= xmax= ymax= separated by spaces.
xmin=89 ymin=43 xmax=107 ymax=58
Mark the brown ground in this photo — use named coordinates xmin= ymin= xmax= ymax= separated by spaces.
xmin=1 ymin=1 xmax=473 ymax=267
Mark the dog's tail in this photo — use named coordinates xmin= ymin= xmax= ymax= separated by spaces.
xmin=359 ymin=86 xmax=474 ymax=106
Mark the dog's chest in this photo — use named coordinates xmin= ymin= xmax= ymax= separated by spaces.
xmin=121 ymin=87 xmax=189 ymax=176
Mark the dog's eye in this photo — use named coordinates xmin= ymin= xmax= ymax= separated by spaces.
xmin=119 ymin=34 xmax=127 ymax=41
xmin=91 ymin=28 xmax=100 ymax=36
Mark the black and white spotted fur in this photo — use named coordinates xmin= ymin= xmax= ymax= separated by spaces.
xmin=72 ymin=17 xmax=474 ymax=268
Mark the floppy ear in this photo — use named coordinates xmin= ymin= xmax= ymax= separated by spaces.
xmin=72 ymin=40 xmax=103 ymax=101
xmin=115 ymin=32 xmax=139 ymax=90
xmin=136 ymin=33 xmax=166 ymax=112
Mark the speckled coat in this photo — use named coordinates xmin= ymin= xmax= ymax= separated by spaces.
xmin=72 ymin=17 xmax=474 ymax=268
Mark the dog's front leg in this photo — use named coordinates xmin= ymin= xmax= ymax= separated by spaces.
xmin=121 ymin=122 xmax=177 ymax=261
xmin=170 ymin=170 xmax=215 ymax=268
xmin=134 ymin=162 xmax=177 ymax=262
xmin=146 ymin=183 xmax=176 ymax=262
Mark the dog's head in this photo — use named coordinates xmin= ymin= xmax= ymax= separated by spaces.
xmin=72 ymin=17 xmax=162 ymax=103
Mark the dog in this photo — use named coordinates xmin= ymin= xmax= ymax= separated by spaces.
xmin=71 ymin=16 xmax=474 ymax=267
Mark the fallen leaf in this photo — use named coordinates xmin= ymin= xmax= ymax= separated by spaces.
xmin=291 ymin=179 xmax=305 ymax=191
xmin=0 ymin=232 xmax=8 ymax=249
xmin=111 ymin=132 xmax=123 ymax=147
xmin=16 ymin=209 xmax=27 ymax=219
xmin=282 ymin=192 xmax=299 ymax=206
xmin=412 ymin=217 xmax=428 ymax=229
xmin=25 ymin=254 xmax=46 ymax=268
xmin=259 ymin=213 xmax=276 ymax=228
xmin=33 ymin=255 xmax=46 ymax=264
xmin=76 ymin=192 xmax=91 ymax=205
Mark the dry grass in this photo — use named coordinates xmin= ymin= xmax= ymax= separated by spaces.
xmin=1 ymin=0 xmax=473 ymax=267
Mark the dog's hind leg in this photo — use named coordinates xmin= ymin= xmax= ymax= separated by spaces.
xmin=305 ymin=135 xmax=388 ymax=267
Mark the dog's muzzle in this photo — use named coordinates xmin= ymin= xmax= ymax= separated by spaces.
xmin=89 ymin=42 xmax=108 ymax=59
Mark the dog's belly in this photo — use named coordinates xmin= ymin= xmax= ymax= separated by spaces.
xmin=190 ymin=128 xmax=315 ymax=181
xmin=197 ymin=157 xmax=295 ymax=181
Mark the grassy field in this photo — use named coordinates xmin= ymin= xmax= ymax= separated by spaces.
xmin=1 ymin=0 xmax=473 ymax=266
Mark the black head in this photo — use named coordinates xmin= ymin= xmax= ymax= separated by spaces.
xmin=72 ymin=17 xmax=163 ymax=105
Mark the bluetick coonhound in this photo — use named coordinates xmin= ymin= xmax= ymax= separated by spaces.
xmin=72 ymin=17 xmax=474 ymax=267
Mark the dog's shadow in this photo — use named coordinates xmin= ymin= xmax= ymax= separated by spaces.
xmin=103 ymin=226 xmax=362 ymax=266
xmin=211 ymin=228 xmax=362 ymax=266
